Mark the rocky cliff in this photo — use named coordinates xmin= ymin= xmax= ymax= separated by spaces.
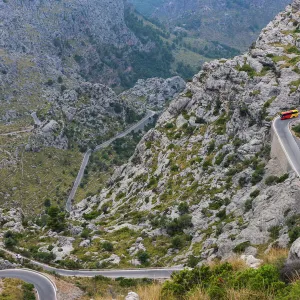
xmin=65 ymin=0 xmax=300 ymax=267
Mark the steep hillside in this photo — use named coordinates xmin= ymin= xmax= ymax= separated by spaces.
xmin=0 ymin=0 xmax=183 ymax=124
xmin=129 ymin=0 xmax=290 ymax=51
xmin=0 ymin=76 xmax=185 ymax=213
xmin=58 ymin=0 xmax=300 ymax=267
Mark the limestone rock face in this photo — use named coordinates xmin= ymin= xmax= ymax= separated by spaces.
xmin=288 ymin=238 xmax=300 ymax=261
xmin=292 ymin=0 xmax=300 ymax=10
xmin=120 ymin=77 xmax=186 ymax=111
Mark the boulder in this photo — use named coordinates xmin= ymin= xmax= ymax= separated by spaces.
xmin=241 ymin=255 xmax=263 ymax=269
xmin=0 ymin=259 xmax=18 ymax=270
xmin=288 ymin=237 xmax=300 ymax=262
xmin=125 ymin=292 xmax=140 ymax=300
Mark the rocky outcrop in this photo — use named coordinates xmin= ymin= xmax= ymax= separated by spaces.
xmin=26 ymin=76 xmax=185 ymax=151
xmin=120 ymin=77 xmax=186 ymax=111
xmin=288 ymin=238 xmax=300 ymax=262
xmin=0 ymin=259 xmax=18 ymax=270
xmin=0 ymin=208 xmax=24 ymax=233
xmin=292 ymin=0 xmax=300 ymax=10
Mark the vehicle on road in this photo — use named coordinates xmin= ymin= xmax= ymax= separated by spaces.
xmin=280 ymin=109 xmax=299 ymax=120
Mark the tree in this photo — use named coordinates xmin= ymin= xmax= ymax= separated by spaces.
xmin=137 ymin=250 xmax=150 ymax=265
xmin=47 ymin=206 xmax=66 ymax=232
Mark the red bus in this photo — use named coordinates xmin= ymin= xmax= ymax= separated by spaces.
xmin=280 ymin=109 xmax=299 ymax=120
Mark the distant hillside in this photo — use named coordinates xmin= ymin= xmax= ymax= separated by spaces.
xmin=128 ymin=0 xmax=290 ymax=51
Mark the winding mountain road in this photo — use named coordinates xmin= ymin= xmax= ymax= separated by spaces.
xmin=0 ymin=247 xmax=182 ymax=300
xmin=4 ymin=116 xmax=300 ymax=299
xmin=0 ymin=269 xmax=57 ymax=300
xmin=66 ymin=109 xmax=156 ymax=212
xmin=272 ymin=116 xmax=300 ymax=177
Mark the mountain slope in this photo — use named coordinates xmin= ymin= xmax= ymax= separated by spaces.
xmin=0 ymin=0 xmax=179 ymax=123
xmin=64 ymin=0 xmax=300 ymax=267
xmin=129 ymin=0 xmax=290 ymax=51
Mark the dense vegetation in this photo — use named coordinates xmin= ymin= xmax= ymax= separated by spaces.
xmin=162 ymin=261 xmax=300 ymax=299
xmin=123 ymin=9 xmax=174 ymax=87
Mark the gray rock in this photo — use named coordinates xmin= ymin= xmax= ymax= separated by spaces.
xmin=288 ymin=238 xmax=300 ymax=262
xmin=79 ymin=239 xmax=91 ymax=247
xmin=241 ymin=255 xmax=263 ymax=269
xmin=0 ymin=259 xmax=18 ymax=270
xmin=125 ymin=292 xmax=140 ymax=300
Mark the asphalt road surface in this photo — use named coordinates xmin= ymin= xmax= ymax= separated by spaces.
xmin=0 ymin=269 xmax=56 ymax=300
xmin=66 ymin=110 xmax=156 ymax=211
xmin=272 ymin=116 xmax=300 ymax=177
xmin=0 ymin=248 xmax=184 ymax=300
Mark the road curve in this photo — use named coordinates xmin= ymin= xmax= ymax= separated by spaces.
xmin=0 ymin=269 xmax=56 ymax=300
xmin=272 ymin=116 xmax=300 ymax=177
xmin=66 ymin=110 xmax=156 ymax=212
xmin=0 ymin=248 xmax=183 ymax=281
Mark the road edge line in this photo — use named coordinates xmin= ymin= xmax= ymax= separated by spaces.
xmin=22 ymin=268 xmax=58 ymax=296
xmin=272 ymin=117 xmax=300 ymax=177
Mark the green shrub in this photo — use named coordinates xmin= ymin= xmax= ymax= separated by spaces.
xmin=166 ymin=214 xmax=193 ymax=236
xmin=47 ymin=206 xmax=66 ymax=232
xmin=137 ymin=250 xmax=150 ymax=265
xmin=268 ymin=225 xmax=281 ymax=240
xmin=293 ymin=124 xmax=300 ymax=133
xmin=22 ymin=283 xmax=36 ymax=300
xmin=102 ymin=241 xmax=114 ymax=252
xmin=165 ymin=123 xmax=174 ymax=129
xmin=215 ymin=152 xmax=227 ymax=166
xmin=83 ymin=210 xmax=101 ymax=220
xmin=178 ymin=202 xmax=189 ymax=215
xmin=233 ymin=264 xmax=282 ymax=291
xmin=209 ymin=197 xmax=224 ymax=210
xmin=250 ymin=189 xmax=260 ymax=198
xmin=195 ymin=117 xmax=206 ymax=124
xmin=265 ymin=175 xmax=279 ymax=186
xmin=186 ymin=255 xmax=199 ymax=268
xmin=286 ymin=45 xmax=300 ymax=54
xmin=207 ymin=141 xmax=215 ymax=154
xmin=233 ymin=241 xmax=250 ymax=253
xmin=251 ymin=166 xmax=265 ymax=184
xmin=80 ymin=228 xmax=90 ymax=239
xmin=277 ymin=173 xmax=289 ymax=183
xmin=4 ymin=237 xmax=17 ymax=249
xmin=289 ymin=227 xmax=300 ymax=244
xmin=162 ymin=262 xmax=289 ymax=299
xmin=116 ymin=277 xmax=137 ymax=287
xmin=185 ymin=90 xmax=193 ymax=98
xmin=244 ymin=199 xmax=253 ymax=212
xmin=172 ymin=235 xmax=186 ymax=249
xmin=208 ymin=285 xmax=226 ymax=299
xmin=33 ymin=251 xmax=56 ymax=263
xmin=203 ymin=159 xmax=212 ymax=171
xmin=236 ymin=64 xmax=256 ymax=78
xmin=59 ymin=259 xmax=82 ymax=269
xmin=216 ymin=209 xmax=226 ymax=221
